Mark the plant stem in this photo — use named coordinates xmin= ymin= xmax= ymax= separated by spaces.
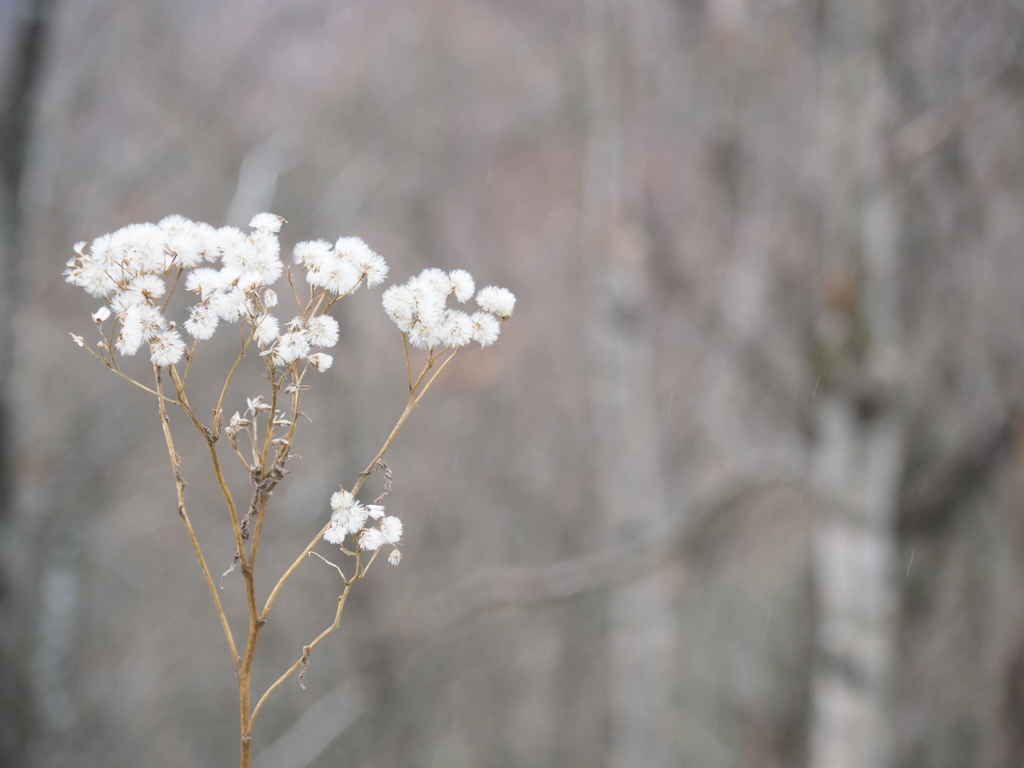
xmin=154 ymin=367 xmax=239 ymax=667
xmin=250 ymin=582 xmax=354 ymax=730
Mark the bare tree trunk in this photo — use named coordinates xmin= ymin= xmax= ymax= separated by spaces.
xmin=581 ymin=2 xmax=674 ymax=766
xmin=807 ymin=2 xmax=904 ymax=767
xmin=0 ymin=1 xmax=57 ymax=763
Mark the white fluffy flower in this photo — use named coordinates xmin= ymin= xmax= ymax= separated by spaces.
xmin=320 ymin=260 xmax=363 ymax=295
xmin=323 ymin=521 xmax=347 ymax=545
xmin=330 ymin=490 xmax=354 ymax=512
xmin=115 ymin=320 xmax=145 ymax=356
xmin=332 ymin=502 xmax=368 ymax=535
xmin=159 ymin=214 xmax=192 ymax=231
xmin=449 ymin=269 xmax=475 ymax=302
xmin=185 ymin=267 xmax=224 ymax=299
xmin=109 ymin=290 xmax=143 ymax=314
xmin=160 ymin=215 xmax=205 ymax=267
xmin=379 ymin=516 xmax=403 ymax=544
xmin=358 ymin=528 xmax=385 ymax=551
xmin=475 ymin=285 xmax=516 ymax=319
xmin=441 ymin=310 xmax=474 ymax=348
xmin=249 ymin=212 xmax=285 ymax=233
xmin=70 ymin=258 xmax=119 ymax=297
xmin=334 ymin=238 xmax=388 ymax=287
xmin=215 ymin=226 xmax=248 ymax=259
xmin=293 ymin=239 xmax=333 ymax=273
xmin=220 ymin=237 xmax=256 ymax=274
xmin=112 ymin=222 xmax=169 ymax=273
xmin=307 ymin=353 xmax=333 ymax=371
xmin=192 ymin=221 xmax=221 ymax=262
xmin=359 ymin=253 xmax=389 ymax=288
xmin=136 ymin=305 xmax=168 ymax=339
xmin=381 ymin=284 xmax=417 ymax=332
xmin=407 ymin=319 xmax=444 ymax=350
xmin=125 ymin=274 xmax=166 ymax=304
xmin=410 ymin=268 xmax=451 ymax=298
xmin=251 ymin=314 xmax=280 ymax=347
xmin=366 ymin=504 xmax=385 ymax=520
xmin=247 ymin=231 xmax=283 ymax=284
xmin=274 ymin=332 xmax=310 ymax=363
xmin=306 ymin=315 xmax=339 ymax=347
xmin=116 ymin=304 xmax=167 ymax=355
xmin=184 ymin=303 xmax=219 ymax=340
xmin=469 ymin=311 xmax=500 ymax=347
xmin=213 ymin=286 xmax=248 ymax=323
xmin=334 ymin=236 xmax=372 ymax=263
xmin=149 ymin=330 xmax=186 ymax=367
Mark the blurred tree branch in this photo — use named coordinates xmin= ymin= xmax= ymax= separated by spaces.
xmin=889 ymin=75 xmax=999 ymax=169
xmin=408 ymin=472 xmax=800 ymax=633
xmin=899 ymin=413 xmax=1015 ymax=535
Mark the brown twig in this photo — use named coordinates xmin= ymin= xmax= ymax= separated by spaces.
xmin=154 ymin=366 xmax=239 ymax=667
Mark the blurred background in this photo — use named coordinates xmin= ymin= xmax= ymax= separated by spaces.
xmin=3 ymin=0 xmax=1024 ymax=766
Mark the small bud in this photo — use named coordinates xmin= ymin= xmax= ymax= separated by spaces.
xmin=388 ymin=548 xmax=402 ymax=567
xmin=271 ymin=437 xmax=290 ymax=447
xmin=92 ymin=306 xmax=111 ymax=324
xmin=247 ymin=396 xmax=272 ymax=413
xmin=70 ymin=333 xmax=84 ymax=347
xmin=262 ymin=288 xmax=278 ymax=308
xmin=229 ymin=411 xmax=251 ymax=429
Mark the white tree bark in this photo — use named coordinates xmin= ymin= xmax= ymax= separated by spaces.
xmin=581 ymin=1 xmax=674 ymax=766
xmin=808 ymin=1 xmax=904 ymax=767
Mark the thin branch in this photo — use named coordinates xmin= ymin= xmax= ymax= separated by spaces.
xmin=182 ymin=338 xmax=199 ymax=386
xmin=407 ymin=473 xmax=801 ymax=633
xmin=413 ymin=348 xmax=460 ymax=406
xmin=309 ymin=551 xmax=347 ymax=581
xmin=155 ymin=366 xmax=239 ymax=667
xmin=161 ymin=265 xmax=185 ymax=313
xmin=351 ymin=398 xmax=415 ymax=499
xmin=169 ymin=365 xmax=208 ymax=435
xmin=402 ymin=333 xmax=413 ymax=392
xmin=214 ymin=331 xmax=255 ymax=437
xmin=250 ymin=583 xmax=354 ymax=729
xmin=262 ymin=522 xmax=330 ymax=618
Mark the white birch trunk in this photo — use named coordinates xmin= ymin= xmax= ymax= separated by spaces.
xmin=581 ymin=1 xmax=674 ymax=767
xmin=808 ymin=1 xmax=904 ymax=766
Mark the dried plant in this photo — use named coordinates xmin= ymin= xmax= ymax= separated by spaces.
xmin=64 ymin=212 xmax=515 ymax=767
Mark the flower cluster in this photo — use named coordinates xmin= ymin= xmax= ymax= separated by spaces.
xmin=64 ymin=213 xmax=391 ymax=370
xmin=323 ymin=490 xmax=403 ymax=563
xmin=68 ymin=212 xmax=516 ymax=571
xmin=65 ymin=208 xmax=516 ymax=761
xmin=382 ymin=269 xmax=515 ymax=350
